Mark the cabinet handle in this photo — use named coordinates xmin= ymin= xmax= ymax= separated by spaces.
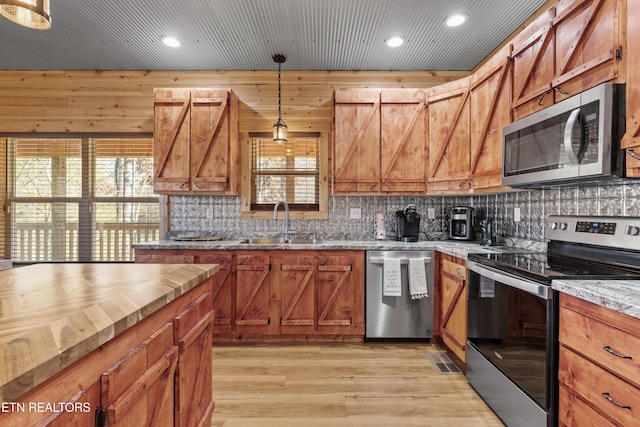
xmin=179 ymin=181 xmax=189 ymax=189
xmin=538 ymin=90 xmax=550 ymax=106
xmin=602 ymin=392 xmax=631 ymax=410
xmin=603 ymin=346 xmax=633 ymax=360
xmin=369 ymin=183 xmax=378 ymax=191
xmin=627 ymin=149 xmax=640 ymax=161
xmin=383 ymin=182 xmax=391 ymax=190
xmin=194 ymin=182 xmax=201 ymax=189
xmin=456 ymin=267 xmax=465 ymax=279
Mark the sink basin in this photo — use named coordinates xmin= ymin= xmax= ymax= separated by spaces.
xmin=241 ymin=237 xmax=322 ymax=245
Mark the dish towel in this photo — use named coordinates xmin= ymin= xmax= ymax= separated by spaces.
xmin=409 ymin=258 xmax=429 ymax=300
xmin=383 ymin=258 xmax=402 ymax=297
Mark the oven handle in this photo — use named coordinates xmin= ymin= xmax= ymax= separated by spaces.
xmin=467 ymin=260 xmax=551 ymax=299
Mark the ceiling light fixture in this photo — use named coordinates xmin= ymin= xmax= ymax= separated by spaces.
xmin=445 ymin=13 xmax=468 ymax=27
xmin=385 ymin=36 xmax=405 ymax=48
xmin=272 ymin=54 xmax=288 ymax=144
xmin=0 ymin=0 xmax=51 ymax=30
xmin=161 ymin=36 xmax=181 ymax=48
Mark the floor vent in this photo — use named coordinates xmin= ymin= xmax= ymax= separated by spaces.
xmin=428 ymin=352 xmax=461 ymax=374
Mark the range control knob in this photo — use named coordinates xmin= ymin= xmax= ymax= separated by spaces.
xmin=626 ymin=225 xmax=640 ymax=236
xmin=559 ymin=222 xmax=568 ymax=230
xmin=549 ymin=222 xmax=558 ymax=230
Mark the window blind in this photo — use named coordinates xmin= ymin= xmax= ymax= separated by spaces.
xmin=250 ymin=135 xmax=320 ymax=211
xmin=8 ymin=137 xmax=158 ymax=263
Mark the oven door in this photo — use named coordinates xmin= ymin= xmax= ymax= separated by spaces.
xmin=466 ymin=260 xmax=558 ymax=427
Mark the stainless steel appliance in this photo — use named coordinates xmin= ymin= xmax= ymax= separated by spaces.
xmin=395 ymin=204 xmax=421 ymax=242
xmin=503 ymin=83 xmax=625 ymax=188
xmin=479 ymin=219 xmax=496 ymax=246
xmin=466 ymin=215 xmax=640 ymax=427
xmin=450 ymin=206 xmax=475 ymax=240
xmin=365 ymin=251 xmax=434 ymax=339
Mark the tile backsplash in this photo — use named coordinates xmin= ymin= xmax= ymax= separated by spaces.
xmin=170 ymin=180 xmax=640 ymax=244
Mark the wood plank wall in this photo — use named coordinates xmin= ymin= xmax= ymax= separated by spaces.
xmin=0 ymin=71 xmax=469 ymax=134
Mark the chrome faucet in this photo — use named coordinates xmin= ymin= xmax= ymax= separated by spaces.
xmin=273 ymin=200 xmax=291 ymax=238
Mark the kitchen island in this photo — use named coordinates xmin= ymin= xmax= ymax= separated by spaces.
xmin=0 ymin=263 xmax=218 ymax=427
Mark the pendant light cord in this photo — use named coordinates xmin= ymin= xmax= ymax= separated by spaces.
xmin=277 ymin=62 xmax=282 ymax=119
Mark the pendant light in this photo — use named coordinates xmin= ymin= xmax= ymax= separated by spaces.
xmin=272 ymin=54 xmax=288 ymax=144
xmin=0 ymin=0 xmax=51 ymax=30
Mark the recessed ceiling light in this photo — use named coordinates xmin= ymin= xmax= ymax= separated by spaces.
xmin=385 ymin=36 xmax=405 ymax=47
xmin=445 ymin=13 xmax=468 ymax=27
xmin=161 ymin=36 xmax=181 ymax=48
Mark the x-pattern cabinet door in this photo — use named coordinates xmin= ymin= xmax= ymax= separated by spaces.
xmin=280 ymin=253 xmax=317 ymax=335
xmin=235 ymin=252 xmax=271 ymax=335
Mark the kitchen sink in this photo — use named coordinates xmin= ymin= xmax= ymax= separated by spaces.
xmin=241 ymin=237 xmax=322 ymax=245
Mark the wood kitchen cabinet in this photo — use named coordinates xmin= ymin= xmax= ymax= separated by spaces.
xmin=511 ymin=8 xmax=556 ymax=120
xmin=153 ymin=88 xmax=239 ymax=195
xmin=428 ymin=77 xmax=472 ymax=194
xmin=135 ymin=248 xmax=365 ymax=341
xmin=469 ymin=44 xmax=513 ymax=192
xmin=558 ymin=293 xmax=640 ymax=427
xmin=332 ymin=88 xmax=427 ymax=194
xmin=439 ymin=253 xmax=468 ymax=363
xmin=333 ymin=88 xmax=381 ymax=193
xmin=622 ymin=0 xmax=640 ymax=176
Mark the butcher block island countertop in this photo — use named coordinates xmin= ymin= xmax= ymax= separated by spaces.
xmin=0 ymin=262 xmax=218 ymax=425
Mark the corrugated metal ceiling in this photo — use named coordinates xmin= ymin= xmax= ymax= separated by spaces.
xmin=0 ymin=0 xmax=548 ymax=71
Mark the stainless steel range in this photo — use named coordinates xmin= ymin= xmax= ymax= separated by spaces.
xmin=466 ymin=215 xmax=640 ymax=427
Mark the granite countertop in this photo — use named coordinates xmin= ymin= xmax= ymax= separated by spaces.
xmin=552 ymin=279 xmax=640 ymax=321
xmin=133 ymin=238 xmax=533 ymax=259
xmin=0 ymin=263 xmax=218 ymax=401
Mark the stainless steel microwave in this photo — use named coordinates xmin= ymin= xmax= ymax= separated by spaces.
xmin=502 ymin=83 xmax=625 ymax=188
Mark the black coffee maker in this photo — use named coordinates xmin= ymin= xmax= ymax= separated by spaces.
xmin=395 ymin=205 xmax=421 ymax=242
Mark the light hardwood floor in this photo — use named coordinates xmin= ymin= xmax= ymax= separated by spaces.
xmin=211 ymin=342 xmax=505 ymax=427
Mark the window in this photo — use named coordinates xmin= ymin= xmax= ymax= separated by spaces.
xmin=8 ymin=137 xmax=159 ymax=262
xmin=251 ymin=134 xmax=320 ymax=210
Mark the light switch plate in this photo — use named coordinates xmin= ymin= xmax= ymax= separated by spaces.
xmin=350 ymin=208 xmax=362 ymax=219
xmin=514 ymin=207 xmax=521 ymax=222
xmin=427 ymin=208 xmax=436 ymax=219
xmin=206 ymin=207 xmax=214 ymax=219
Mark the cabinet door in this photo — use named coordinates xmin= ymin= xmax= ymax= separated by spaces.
xmin=380 ymin=89 xmax=428 ymax=193
xmin=190 ymin=89 xmax=238 ymax=194
xmin=316 ymin=252 xmax=364 ymax=335
xmin=135 ymin=252 xmax=195 ymax=264
xmin=622 ymin=0 xmax=640 ymax=176
xmin=511 ymin=8 xmax=556 ymax=119
xmin=35 ymin=386 xmax=99 ymax=427
xmin=428 ymin=77 xmax=471 ymax=194
xmin=280 ymin=253 xmax=316 ymax=335
xmin=333 ymin=88 xmax=381 ymax=193
xmin=440 ymin=255 xmax=467 ymax=363
xmin=552 ymin=0 xmax=623 ymax=101
xmin=235 ymin=252 xmax=271 ymax=335
xmin=198 ymin=252 xmax=234 ymax=334
xmin=173 ymin=293 xmax=214 ymax=427
xmin=100 ymin=323 xmax=178 ymax=427
xmin=154 ymin=88 xmax=191 ymax=193
xmin=469 ymin=44 xmax=512 ymax=191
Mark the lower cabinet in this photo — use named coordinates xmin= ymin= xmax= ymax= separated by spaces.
xmin=558 ymin=293 xmax=640 ymax=427
xmin=439 ymin=253 xmax=468 ymax=363
xmin=0 ymin=277 xmax=214 ymax=427
xmin=136 ymin=249 xmax=365 ymax=341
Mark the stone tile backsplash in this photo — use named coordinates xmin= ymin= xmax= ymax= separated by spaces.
xmin=169 ymin=180 xmax=640 ymax=244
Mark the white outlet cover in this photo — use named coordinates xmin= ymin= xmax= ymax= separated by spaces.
xmin=206 ymin=206 xmax=214 ymax=219
xmin=350 ymin=208 xmax=362 ymax=219
xmin=427 ymin=208 xmax=436 ymax=219
xmin=514 ymin=207 xmax=521 ymax=222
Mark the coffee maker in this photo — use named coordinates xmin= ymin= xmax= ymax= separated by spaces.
xmin=395 ymin=205 xmax=421 ymax=242
xmin=449 ymin=206 xmax=475 ymax=240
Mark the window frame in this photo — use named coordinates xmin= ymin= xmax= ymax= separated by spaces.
xmin=240 ymin=131 xmax=329 ymax=220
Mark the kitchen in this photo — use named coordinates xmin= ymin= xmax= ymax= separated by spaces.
xmin=1 ymin=0 xmax=640 ymax=426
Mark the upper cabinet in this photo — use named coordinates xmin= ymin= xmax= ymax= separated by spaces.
xmin=332 ymin=88 xmax=427 ymax=194
xmin=511 ymin=8 xmax=556 ymax=120
xmin=332 ymin=88 xmax=381 ymax=194
xmin=622 ymin=0 xmax=640 ymax=176
xmin=469 ymin=44 xmax=513 ymax=192
xmin=553 ymin=0 xmax=624 ymax=102
xmin=153 ymin=88 xmax=239 ymax=195
xmin=427 ymin=77 xmax=471 ymax=194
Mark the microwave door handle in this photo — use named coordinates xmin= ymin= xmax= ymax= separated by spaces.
xmin=563 ymin=108 xmax=583 ymax=164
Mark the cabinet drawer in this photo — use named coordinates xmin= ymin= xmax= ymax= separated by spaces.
xmin=559 ymin=385 xmax=616 ymax=427
xmin=559 ymin=347 xmax=640 ymax=427
xmin=560 ymin=306 xmax=640 ymax=388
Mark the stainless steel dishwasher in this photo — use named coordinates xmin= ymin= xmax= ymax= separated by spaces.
xmin=365 ymin=250 xmax=434 ymax=339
